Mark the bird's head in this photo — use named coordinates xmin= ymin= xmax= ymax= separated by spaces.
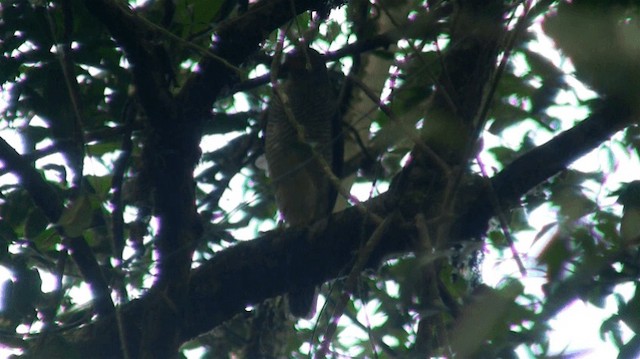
xmin=282 ymin=48 xmax=327 ymax=78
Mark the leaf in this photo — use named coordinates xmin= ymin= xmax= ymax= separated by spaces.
xmin=537 ymin=233 xmax=570 ymax=283
xmin=0 ymin=190 xmax=33 ymax=230
xmin=175 ymin=0 xmax=227 ymax=37
xmin=32 ymin=227 xmax=60 ymax=252
xmin=85 ymin=175 xmax=112 ymax=200
xmin=532 ymin=222 xmax=556 ymax=246
xmin=617 ymin=181 xmax=640 ymax=207
xmin=450 ymin=281 xmax=524 ymax=357
xmin=488 ymin=146 xmax=518 ymax=167
xmin=58 ymin=195 xmax=94 ymax=238
xmin=543 ymin=2 xmax=640 ymax=100
xmin=1 ymin=259 xmax=42 ymax=330
xmin=24 ymin=207 xmax=49 ymax=240
xmin=0 ymin=221 xmax=18 ymax=246
xmin=619 ymin=285 xmax=640 ymax=333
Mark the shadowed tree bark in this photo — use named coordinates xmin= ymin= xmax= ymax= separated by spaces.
xmin=0 ymin=0 xmax=639 ymax=358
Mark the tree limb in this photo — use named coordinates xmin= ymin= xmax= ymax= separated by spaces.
xmin=0 ymin=137 xmax=114 ymax=317
xmin=178 ymin=0 xmax=338 ymax=119
xmin=457 ymin=98 xmax=636 ymax=239
xmin=83 ymin=1 xmax=198 ymax=356
xmin=49 ymin=97 xmax=636 ymax=356
xmin=82 ymin=0 xmax=343 ymax=356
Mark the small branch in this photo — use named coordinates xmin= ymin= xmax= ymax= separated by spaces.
xmin=45 ymin=1 xmax=86 ymax=187
xmin=341 ymin=306 xmax=398 ymax=358
xmin=178 ymin=0 xmax=335 ymax=120
xmin=476 ymin=156 xmax=527 ymax=276
xmin=458 ymin=98 xmax=636 ymax=240
xmin=110 ymin=102 xmax=135 ymax=266
xmin=316 ymin=214 xmax=394 ymax=358
xmin=350 ymin=75 xmax=451 ymax=177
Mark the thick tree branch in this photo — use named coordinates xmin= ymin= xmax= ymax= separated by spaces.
xmin=187 ymin=101 xmax=639 ymax=339
xmin=458 ymin=99 xmax=636 ymax=239
xmin=59 ymin=194 xmax=405 ymax=357
xmin=178 ymin=0 xmax=336 ymax=120
xmin=51 ymin=97 xmax=637 ymax=357
xmin=83 ymin=1 xmax=200 ymax=356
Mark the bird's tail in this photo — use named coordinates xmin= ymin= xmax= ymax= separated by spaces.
xmin=287 ymin=286 xmax=318 ymax=318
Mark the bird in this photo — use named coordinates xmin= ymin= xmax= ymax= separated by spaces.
xmin=265 ymin=47 xmax=343 ymax=317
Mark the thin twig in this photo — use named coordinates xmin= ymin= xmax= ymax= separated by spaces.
xmin=315 ymin=214 xmax=394 ymax=358
xmin=44 ymin=1 xmax=86 ymax=186
xmin=476 ymin=156 xmax=527 ymax=276
xmin=349 ymin=75 xmax=451 ymax=177
xmin=134 ymin=9 xmax=244 ymax=77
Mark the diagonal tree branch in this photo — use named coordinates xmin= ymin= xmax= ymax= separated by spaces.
xmin=188 ymin=101 xmax=638 ymax=339
xmin=178 ymin=0 xmax=338 ymax=120
xmin=457 ymin=99 xmax=636 ymax=239
xmin=0 ymin=136 xmax=114 ymax=317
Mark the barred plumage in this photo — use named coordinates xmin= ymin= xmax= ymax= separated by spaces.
xmin=265 ymin=48 xmax=343 ymax=317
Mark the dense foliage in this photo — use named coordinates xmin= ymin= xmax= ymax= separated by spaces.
xmin=0 ymin=0 xmax=639 ymax=357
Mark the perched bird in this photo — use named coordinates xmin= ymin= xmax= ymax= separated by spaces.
xmin=265 ymin=47 xmax=343 ymax=317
